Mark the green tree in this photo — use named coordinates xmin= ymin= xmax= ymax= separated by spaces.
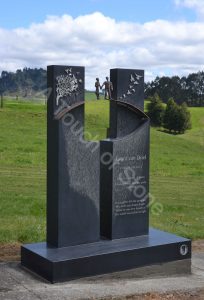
xmin=164 ymin=98 xmax=191 ymax=133
xmin=163 ymin=98 xmax=178 ymax=132
xmin=147 ymin=93 xmax=165 ymax=126
xmin=176 ymin=102 xmax=191 ymax=133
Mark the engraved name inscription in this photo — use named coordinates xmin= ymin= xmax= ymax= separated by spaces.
xmin=114 ymin=155 xmax=148 ymax=217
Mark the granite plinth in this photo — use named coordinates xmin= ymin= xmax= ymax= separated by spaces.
xmin=21 ymin=228 xmax=191 ymax=283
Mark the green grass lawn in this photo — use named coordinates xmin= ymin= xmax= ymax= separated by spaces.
xmin=0 ymin=96 xmax=204 ymax=243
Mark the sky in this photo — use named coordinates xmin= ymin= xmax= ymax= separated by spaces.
xmin=0 ymin=0 xmax=204 ymax=89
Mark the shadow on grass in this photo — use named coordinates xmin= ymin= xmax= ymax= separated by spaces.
xmin=157 ymin=128 xmax=184 ymax=135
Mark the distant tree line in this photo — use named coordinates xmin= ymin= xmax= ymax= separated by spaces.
xmin=145 ymin=71 xmax=204 ymax=107
xmin=0 ymin=68 xmax=204 ymax=107
xmin=0 ymin=68 xmax=47 ymax=98
xmin=147 ymin=94 xmax=191 ymax=134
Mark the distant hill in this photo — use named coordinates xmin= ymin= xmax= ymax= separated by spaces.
xmin=0 ymin=68 xmax=47 ymax=98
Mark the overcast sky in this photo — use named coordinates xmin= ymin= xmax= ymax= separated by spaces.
xmin=0 ymin=0 xmax=204 ymax=89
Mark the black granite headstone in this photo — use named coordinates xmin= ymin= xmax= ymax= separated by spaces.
xmin=21 ymin=65 xmax=191 ymax=283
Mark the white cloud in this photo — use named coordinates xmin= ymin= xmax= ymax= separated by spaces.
xmin=0 ymin=12 xmax=204 ymax=89
xmin=175 ymin=0 xmax=204 ymax=19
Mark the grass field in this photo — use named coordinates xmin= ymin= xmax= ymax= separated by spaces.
xmin=0 ymin=94 xmax=204 ymax=243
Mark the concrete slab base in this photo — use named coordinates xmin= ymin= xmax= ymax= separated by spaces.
xmin=1 ymin=253 xmax=204 ymax=300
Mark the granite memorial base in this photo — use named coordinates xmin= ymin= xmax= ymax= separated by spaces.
xmin=21 ymin=228 xmax=191 ymax=283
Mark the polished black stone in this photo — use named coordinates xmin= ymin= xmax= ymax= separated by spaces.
xmin=101 ymin=69 xmax=150 ymax=239
xmin=109 ymin=68 xmax=144 ymax=139
xmin=110 ymin=68 xmax=144 ymax=110
xmin=47 ymin=66 xmax=100 ymax=247
xmin=100 ymin=109 xmax=150 ymax=239
xmin=21 ymin=228 xmax=191 ymax=283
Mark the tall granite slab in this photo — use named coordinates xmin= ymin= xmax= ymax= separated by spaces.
xmin=47 ymin=65 xmax=100 ymax=247
xmin=101 ymin=68 xmax=149 ymax=239
xmin=21 ymin=65 xmax=191 ymax=283
xmin=109 ymin=68 xmax=144 ymax=138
